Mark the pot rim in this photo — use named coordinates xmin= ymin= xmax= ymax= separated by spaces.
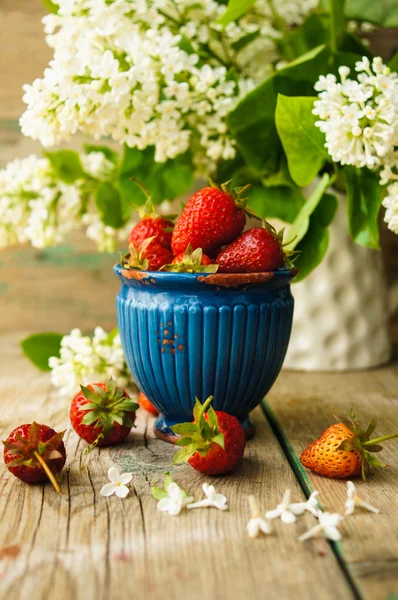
xmin=114 ymin=263 xmax=297 ymax=290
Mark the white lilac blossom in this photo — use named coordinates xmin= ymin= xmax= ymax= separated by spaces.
xmin=382 ymin=182 xmax=398 ymax=234
xmin=299 ymin=511 xmax=343 ymax=542
xmin=20 ymin=0 xmax=318 ymax=173
xmin=156 ymin=482 xmax=194 ymax=516
xmin=247 ymin=495 xmax=271 ymax=538
xmin=289 ymin=490 xmax=320 ymax=517
xmin=0 ymin=152 xmax=134 ymax=252
xmin=100 ymin=466 xmax=133 ymax=498
xmin=313 ymin=57 xmax=398 ymax=171
xmin=265 ymin=489 xmax=298 ymax=524
xmin=48 ymin=327 xmax=130 ymax=397
xmin=187 ymin=483 xmax=228 ymax=511
xmin=344 ymin=481 xmax=380 ymax=516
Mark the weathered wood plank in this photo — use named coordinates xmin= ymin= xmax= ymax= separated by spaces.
xmin=0 ymin=332 xmax=354 ymax=600
xmin=266 ymin=364 xmax=398 ymax=600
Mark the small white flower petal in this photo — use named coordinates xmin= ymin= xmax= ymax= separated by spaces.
xmin=247 ymin=518 xmax=260 ymax=538
xmin=281 ymin=510 xmax=297 ymax=524
xmin=115 ymin=484 xmax=130 ymax=499
xmin=168 ymin=502 xmax=183 ymax=516
xmin=288 ymin=503 xmax=306 ymax=516
xmin=108 ymin=466 xmax=121 ymax=483
xmin=101 ymin=483 xmax=116 ymax=497
xmin=167 ymin=482 xmax=184 ymax=501
xmin=265 ymin=508 xmax=281 ymax=520
xmin=119 ymin=472 xmax=133 ymax=485
xmin=157 ymin=498 xmax=173 ymax=513
xmin=324 ymin=526 xmax=342 ymax=542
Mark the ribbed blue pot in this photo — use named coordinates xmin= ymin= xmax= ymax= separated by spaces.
xmin=114 ymin=265 xmax=295 ymax=441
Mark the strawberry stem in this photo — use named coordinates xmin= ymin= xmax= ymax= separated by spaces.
xmin=363 ymin=433 xmax=398 ymax=446
xmin=130 ymin=178 xmax=151 ymax=200
xmin=33 ymin=450 xmax=61 ymax=494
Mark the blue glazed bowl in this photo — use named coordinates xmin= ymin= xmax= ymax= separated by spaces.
xmin=114 ymin=264 xmax=295 ymax=442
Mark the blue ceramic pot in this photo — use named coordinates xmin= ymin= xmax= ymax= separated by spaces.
xmin=114 ymin=265 xmax=295 ymax=442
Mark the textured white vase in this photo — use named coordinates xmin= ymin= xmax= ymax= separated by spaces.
xmin=284 ymin=197 xmax=392 ymax=371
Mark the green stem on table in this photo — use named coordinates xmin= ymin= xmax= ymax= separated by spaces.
xmin=363 ymin=433 xmax=398 ymax=446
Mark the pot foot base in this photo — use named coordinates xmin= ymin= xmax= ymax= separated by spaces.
xmin=154 ymin=414 xmax=255 ymax=444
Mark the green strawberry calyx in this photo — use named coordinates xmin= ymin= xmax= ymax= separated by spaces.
xmin=161 ymin=244 xmax=219 ymax=274
xmin=262 ymin=220 xmax=299 ymax=270
xmin=208 ymin=178 xmax=261 ymax=221
xmin=79 ymin=377 xmax=138 ymax=435
xmin=122 ymin=236 xmax=156 ymax=271
xmin=130 ymin=178 xmax=177 ymax=222
xmin=335 ymin=407 xmax=398 ymax=479
xmin=171 ymin=396 xmax=225 ymax=464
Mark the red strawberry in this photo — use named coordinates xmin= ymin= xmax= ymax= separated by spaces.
xmin=300 ymin=408 xmax=398 ymax=479
xmin=128 ymin=181 xmax=174 ymax=249
xmin=3 ymin=422 xmax=66 ymax=493
xmin=162 ymin=244 xmax=218 ymax=273
xmin=216 ymin=225 xmax=288 ymax=273
xmin=171 ymin=180 xmax=255 ymax=255
xmin=171 ymin=397 xmax=245 ymax=475
xmin=70 ymin=378 xmax=138 ymax=447
xmin=122 ymin=237 xmax=173 ymax=271
xmin=138 ymin=392 xmax=159 ymax=417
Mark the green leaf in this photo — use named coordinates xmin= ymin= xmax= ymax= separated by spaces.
xmin=95 ymin=182 xmax=126 ymax=229
xmin=279 ymin=14 xmax=329 ymax=58
xmin=345 ymin=0 xmax=398 ymax=25
xmin=364 ymin=451 xmax=387 ymax=469
xmin=286 ymin=174 xmax=331 ymax=249
xmin=44 ymin=150 xmax=85 ymax=184
xmin=118 ymin=146 xmax=194 ymax=216
xmin=344 ymin=167 xmax=382 ymax=250
xmin=365 ymin=444 xmax=383 ymax=453
xmin=151 ymin=486 xmax=169 ymax=500
xmin=80 ymin=385 xmax=101 ymax=403
xmin=173 ymin=445 xmax=197 ymax=464
xmin=293 ymin=192 xmax=338 ymax=282
xmin=206 ymin=406 xmax=219 ymax=430
xmin=38 ymin=442 xmax=47 ymax=455
xmin=276 ymin=95 xmax=328 ymax=187
xmin=114 ymin=399 xmax=139 ymax=412
xmin=329 ymin=0 xmax=346 ymax=49
xmin=21 ymin=332 xmax=63 ymax=371
xmin=212 ymin=433 xmax=225 ymax=450
xmin=248 ymin=184 xmax=304 ymax=223
xmin=163 ymin=473 xmax=174 ymax=491
xmin=364 ymin=417 xmax=377 ymax=438
xmin=389 ymin=51 xmax=398 ymax=73
xmin=104 ymin=327 xmax=119 ymax=345
xmin=41 ymin=0 xmax=59 ymax=13
xmin=217 ymin=0 xmax=255 ymax=26
xmin=171 ymin=423 xmax=198 ymax=436
xmin=228 ymin=45 xmax=331 ymax=172
xmin=82 ymin=412 xmax=100 ymax=426
xmin=83 ymin=144 xmax=119 ymax=165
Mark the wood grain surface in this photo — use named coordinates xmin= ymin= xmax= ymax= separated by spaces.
xmin=0 ymin=333 xmax=355 ymax=600
xmin=268 ymin=365 xmax=398 ymax=600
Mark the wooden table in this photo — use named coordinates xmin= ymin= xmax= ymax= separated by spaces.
xmin=1 ymin=243 xmax=397 ymax=600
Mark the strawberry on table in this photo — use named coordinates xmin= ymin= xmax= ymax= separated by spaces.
xmin=3 ymin=422 xmax=66 ymax=493
xmin=216 ymin=224 xmax=293 ymax=273
xmin=300 ymin=408 xmax=398 ymax=479
xmin=70 ymin=378 xmax=138 ymax=447
xmin=171 ymin=180 xmax=256 ymax=256
xmin=162 ymin=244 xmax=218 ymax=273
xmin=123 ymin=237 xmax=173 ymax=272
xmin=171 ymin=396 xmax=245 ymax=476
xmin=138 ymin=391 xmax=159 ymax=417
xmin=128 ymin=180 xmax=174 ymax=250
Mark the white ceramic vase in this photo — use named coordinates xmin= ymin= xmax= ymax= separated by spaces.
xmin=284 ymin=195 xmax=393 ymax=371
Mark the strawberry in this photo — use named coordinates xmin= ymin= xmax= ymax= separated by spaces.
xmin=171 ymin=396 xmax=245 ymax=476
xmin=216 ymin=224 xmax=293 ymax=273
xmin=128 ymin=180 xmax=174 ymax=249
xmin=70 ymin=378 xmax=138 ymax=448
xmin=122 ymin=237 xmax=173 ymax=271
xmin=3 ymin=422 xmax=66 ymax=493
xmin=300 ymin=408 xmax=398 ymax=479
xmin=138 ymin=391 xmax=159 ymax=417
xmin=162 ymin=244 xmax=218 ymax=273
xmin=171 ymin=180 xmax=256 ymax=255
